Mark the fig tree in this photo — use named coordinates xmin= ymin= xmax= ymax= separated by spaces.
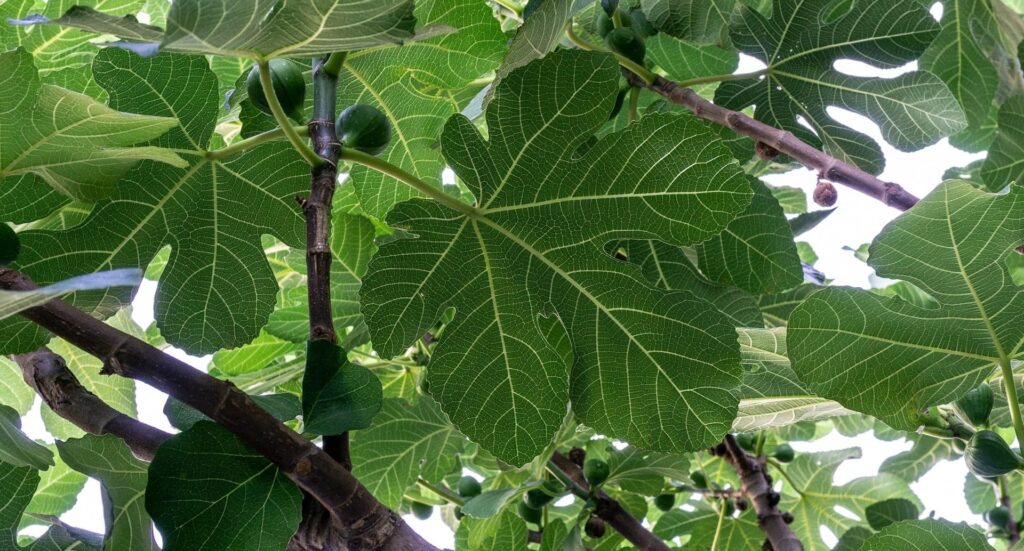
xmin=246 ymin=59 xmax=306 ymax=122
xmin=690 ymin=470 xmax=708 ymax=489
xmin=774 ymin=443 xmax=795 ymax=463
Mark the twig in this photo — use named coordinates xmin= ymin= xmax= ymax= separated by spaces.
xmin=626 ymin=72 xmax=919 ymax=211
xmin=13 ymin=347 xmax=170 ymax=461
xmin=548 ymin=452 xmax=671 ymax=551
xmin=719 ymin=435 xmax=803 ymax=551
xmin=0 ymin=267 xmax=439 ymax=551
xmin=998 ymin=477 xmax=1021 ymax=544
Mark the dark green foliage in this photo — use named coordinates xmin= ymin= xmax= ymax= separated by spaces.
xmin=336 ymin=104 xmax=393 ymax=155
xmin=965 ymin=430 xmax=1023 ymax=478
xmin=245 ymin=58 xmax=306 ymax=121
xmin=526 ymin=481 xmax=561 ymax=508
xmin=600 ymin=0 xmax=618 ymax=16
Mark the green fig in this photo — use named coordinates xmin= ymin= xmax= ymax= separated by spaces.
xmin=245 ymin=58 xmax=306 ymax=121
xmin=456 ymin=476 xmax=482 ymax=498
xmin=336 ymin=104 xmax=392 ymax=156
xmin=584 ymin=459 xmax=610 ymax=487
xmin=965 ymin=430 xmax=1023 ymax=478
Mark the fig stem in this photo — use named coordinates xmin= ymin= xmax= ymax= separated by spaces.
xmin=256 ymin=59 xmax=322 ymax=166
xmin=565 ymin=25 xmax=656 ymax=84
xmin=205 ymin=126 xmax=308 ymax=160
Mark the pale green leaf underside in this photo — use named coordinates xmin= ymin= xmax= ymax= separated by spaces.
xmin=2 ymin=49 xmax=308 ymax=355
xmin=362 ymin=50 xmax=750 ymax=464
xmin=0 ymin=405 xmax=53 ymax=471
xmin=640 ymin=0 xmax=735 ymax=45
xmin=717 ymin=0 xmax=965 ymax=174
xmin=351 ymin=396 xmax=464 ymax=510
xmin=146 ymin=422 xmax=301 ymax=551
xmin=161 ymin=0 xmax=416 ymax=58
xmin=734 ymin=328 xmax=849 ymax=431
xmin=859 ymin=519 xmax=993 ymax=550
xmin=57 ymin=435 xmax=156 ymax=551
xmin=789 ymin=181 xmax=1024 ymax=429
xmin=0 ymin=269 xmax=140 ymax=323
xmin=0 ymin=48 xmax=183 ymax=202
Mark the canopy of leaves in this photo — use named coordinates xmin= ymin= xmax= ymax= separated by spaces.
xmin=362 ymin=49 xmax=752 ymax=465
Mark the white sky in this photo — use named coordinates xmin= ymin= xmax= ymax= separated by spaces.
xmin=15 ymin=9 xmax=996 ymax=545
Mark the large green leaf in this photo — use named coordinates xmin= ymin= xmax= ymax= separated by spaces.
xmin=789 ymin=181 xmax=1024 ymax=429
xmin=782 ymin=449 xmax=919 ymax=550
xmin=615 ymin=240 xmax=763 ymax=328
xmin=695 ymin=177 xmax=802 ymax=293
xmin=146 ymin=422 xmax=301 ymax=551
xmin=158 ymin=0 xmax=417 ymax=58
xmin=350 ymin=396 xmax=463 ymax=510
xmin=0 ymin=357 xmax=35 ymax=416
xmin=493 ymin=0 xmax=574 ymax=84
xmin=716 ymin=0 xmax=966 ymax=174
xmin=1 ymin=462 xmax=41 ymax=547
xmin=734 ymin=328 xmax=849 ymax=431
xmin=341 ymin=0 xmax=505 ymax=218
xmin=653 ymin=503 xmax=764 ymax=548
xmin=361 ymin=50 xmax=750 ymax=464
xmin=981 ymin=95 xmax=1024 ymax=191
xmin=879 ymin=432 xmax=959 ymax=482
xmin=639 ymin=0 xmax=735 ymax=46
xmin=57 ymin=435 xmax=156 ymax=551
xmin=0 ymin=405 xmax=53 ymax=470
xmin=859 ymin=519 xmax=991 ymax=550
xmin=2 ymin=49 xmax=308 ymax=355
xmin=1 ymin=0 xmax=151 ymax=98
xmin=604 ymin=446 xmax=690 ymax=495
xmin=920 ymin=0 xmax=1001 ymax=129
xmin=0 ymin=48 xmax=183 ymax=202
xmin=22 ymin=449 xmax=87 ymax=529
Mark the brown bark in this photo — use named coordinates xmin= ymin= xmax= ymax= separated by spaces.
xmin=13 ymin=347 xmax=170 ymax=461
xmin=720 ymin=435 xmax=803 ymax=551
xmin=0 ymin=268 xmax=437 ymax=551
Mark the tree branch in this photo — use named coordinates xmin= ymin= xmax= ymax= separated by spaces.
xmin=622 ymin=73 xmax=920 ymax=211
xmin=548 ymin=451 xmax=671 ymax=551
xmin=0 ymin=268 xmax=438 ymax=551
xmin=13 ymin=347 xmax=170 ymax=461
xmin=718 ymin=435 xmax=803 ymax=551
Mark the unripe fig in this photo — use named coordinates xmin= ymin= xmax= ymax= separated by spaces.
xmin=585 ymin=516 xmax=606 ymax=538
xmin=336 ymin=104 xmax=392 ymax=156
xmin=596 ymin=11 xmax=614 ymax=39
xmin=246 ymin=59 xmax=306 ymax=122
xmin=965 ymin=430 xmax=1024 ymax=478
xmin=600 ymin=0 xmax=618 ymax=16
xmin=456 ymin=476 xmax=482 ymax=498
xmin=690 ymin=470 xmax=708 ymax=489
xmin=735 ymin=432 xmax=756 ymax=452
xmin=0 ymin=223 xmax=18 ymax=265
xmin=410 ymin=501 xmax=433 ymax=520
xmin=986 ymin=506 xmax=1011 ymax=529
xmin=518 ymin=501 xmax=542 ymax=524
xmin=628 ymin=9 xmax=656 ymax=38
xmin=654 ymin=493 xmax=675 ymax=512
xmin=606 ymin=27 xmax=645 ymax=66
xmin=955 ymin=383 xmax=994 ymax=427
xmin=526 ymin=481 xmax=561 ymax=508
xmin=584 ymin=459 xmax=610 ymax=487
xmin=773 ymin=443 xmax=795 ymax=463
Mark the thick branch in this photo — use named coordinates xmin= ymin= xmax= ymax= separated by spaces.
xmin=13 ymin=347 xmax=170 ymax=461
xmin=549 ymin=452 xmax=671 ymax=551
xmin=624 ymin=72 xmax=920 ymax=211
xmin=0 ymin=268 xmax=437 ymax=551
xmin=720 ymin=435 xmax=803 ymax=551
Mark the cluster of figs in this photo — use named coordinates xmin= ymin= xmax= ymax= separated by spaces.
xmin=246 ymin=59 xmax=392 ymax=156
